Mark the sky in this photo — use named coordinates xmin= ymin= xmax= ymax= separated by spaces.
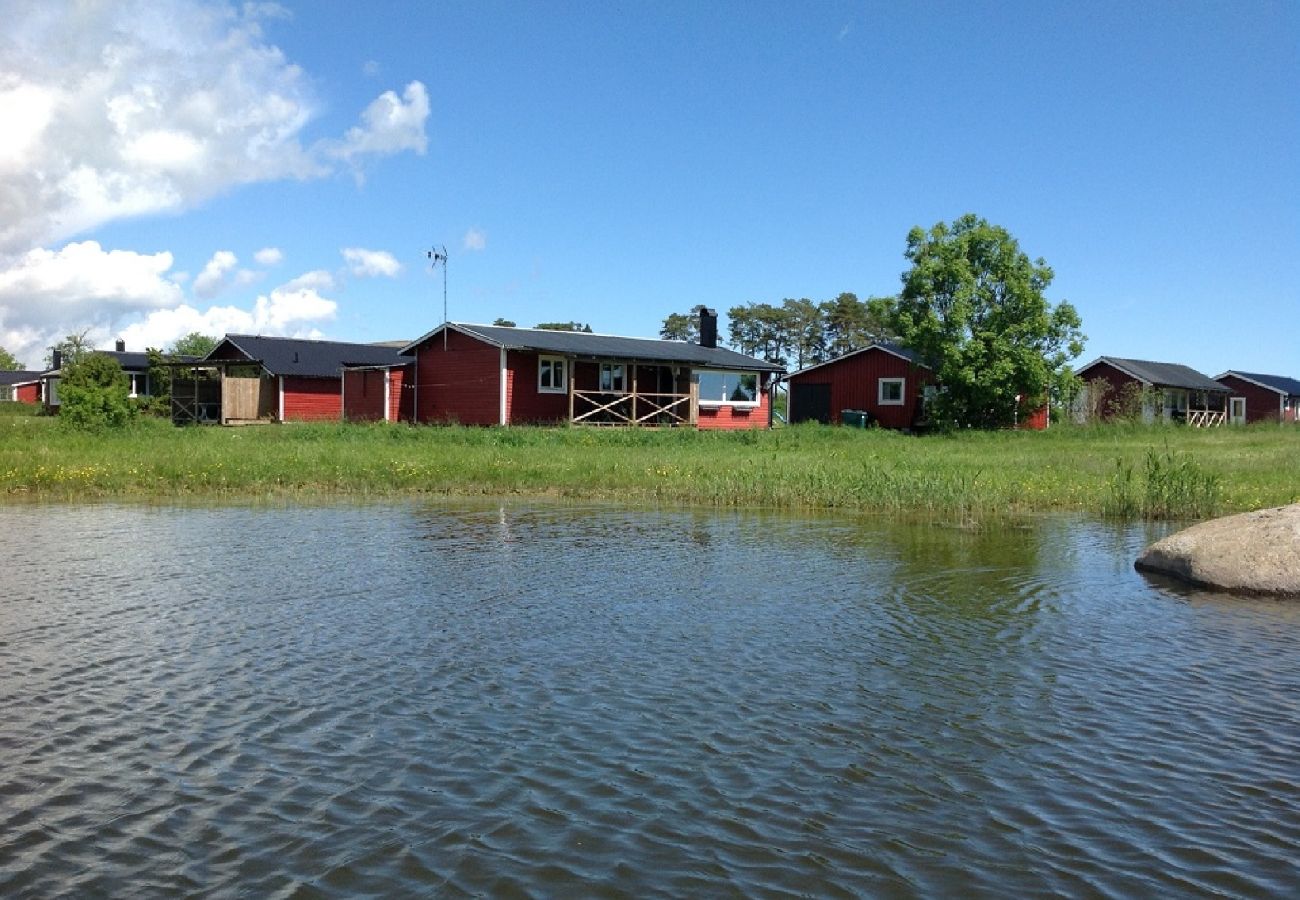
xmin=0 ymin=0 xmax=1296 ymax=376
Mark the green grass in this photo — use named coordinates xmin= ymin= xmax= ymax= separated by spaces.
xmin=2 ymin=407 xmax=1298 ymax=521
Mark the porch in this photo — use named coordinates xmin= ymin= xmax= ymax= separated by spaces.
xmin=566 ymin=361 xmax=697 ymax=427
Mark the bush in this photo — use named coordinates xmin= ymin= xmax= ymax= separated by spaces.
xmin=59 ymin=353 xmax=136 ymax=430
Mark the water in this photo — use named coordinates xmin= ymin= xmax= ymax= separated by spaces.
xmin=1 ymin=502 xmax=1297 ymax=897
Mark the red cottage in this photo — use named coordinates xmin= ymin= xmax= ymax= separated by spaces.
xmin=1214 ymin=371 xmax=1300 ymax=425
xmin=786 ymin=343 xmax=935 ymax=429
xmin=1 ymin=371 xmax=44 ymax=404
xmin=205 ymin=334 xmax=407 ymax=423
xmin=1075 ymin=356 xmax=1229 ymax=425
xmin=396 ymin=318 xmax=784 ymax=428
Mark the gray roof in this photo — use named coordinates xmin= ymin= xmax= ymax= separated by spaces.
xmin=1080 ymin=356 xmax=1227 ymax=393
xmin=0 ymin=370 xmax=43 ymax=386
xmin=400 ymin=323 xmax=785 ymax=373
xmin=787 ymin=341 xmax=929 ymax=379
xmin=1217 ymin=371 xmax=1300 ymax=397
xmin=206 ymin=334 xmax=408 ymax=379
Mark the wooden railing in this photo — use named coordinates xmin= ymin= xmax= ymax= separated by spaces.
xmin=572 ymin=390 xmax=690 ymax=426
xmin=1186 ymin=410 xmax=1226 ymax=427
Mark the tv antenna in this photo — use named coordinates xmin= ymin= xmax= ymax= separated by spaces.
xmin=428 ymin=245 xmax=448 ymax=348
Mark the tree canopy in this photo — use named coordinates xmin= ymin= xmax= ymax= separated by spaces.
xmin=0 ymin=345 xmax=23 ymax=370
xmin=889 ymin=214 xmax=1085 ymax=429
xmin=46 ymin=331 xmax=93 ymax=369
xmin=170 ymin=332 xmax=218 ymax=358
xmin=659 ymin=311 xmax=699 ymax=343
xmin=535 ymin=322 xmax=593 ymax=332
xmin=492 ymin=318 xmax=517 ymax=328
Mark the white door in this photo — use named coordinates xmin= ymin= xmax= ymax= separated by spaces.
xmin=1230 ymin=397 xmax=1246 ymax=425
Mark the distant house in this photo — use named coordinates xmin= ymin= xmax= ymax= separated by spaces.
xmin=1 ymin=371 xmax=44 ymax=404
xmin=785 ymin=343 xmax=935 ymax=429
xmin=205 ymin=334 xmax=407 ymax=423
xmin=1075 ymin=356 xmax=1229 ymax=425
xmin=1214 ymin=371 xmax=1300 ymax=425
xmin=40 ymin=341 xmax=162 ymax=411
xmin=390 ymin=311 xmax=784 ymax=428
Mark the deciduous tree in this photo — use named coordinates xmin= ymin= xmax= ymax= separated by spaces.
xmin=169 ymin=332 xmax=218 ymax=358
xmin=890 ymin=214 xmax=1084 ymax=429
xmin=0 ymin=345 xmax=23 ymax=370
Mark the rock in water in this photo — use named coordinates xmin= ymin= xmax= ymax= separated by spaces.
xmin=1135 ymin=503 xmax=1300 ymax=597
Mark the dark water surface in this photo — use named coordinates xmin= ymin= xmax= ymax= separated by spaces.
xmin=1 ymin=503 xmax=1297 ymax=897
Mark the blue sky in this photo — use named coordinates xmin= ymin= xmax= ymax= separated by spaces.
xmin=1 ymin=0 xmax=1295 ymax=376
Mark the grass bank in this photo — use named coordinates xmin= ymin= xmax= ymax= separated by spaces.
xmin=2 ymin=406 xmax=1298 ymax=520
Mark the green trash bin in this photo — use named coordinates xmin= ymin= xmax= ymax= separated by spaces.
xmin=841 ymin=409 xmax=872 ymax=428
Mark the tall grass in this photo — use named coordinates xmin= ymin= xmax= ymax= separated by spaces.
xmin=2 ymin=412 xmax=1297 ymax=521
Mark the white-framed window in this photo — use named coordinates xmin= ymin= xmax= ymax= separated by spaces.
xmin=599 ymin=362 xmax=625 ymax=393
xmin=878 ymin=377 xmax=905 ymax=405
xmin=538 ymin=355 xmax=567 ymax=393
xmin=698 ymin=370 xmax=759 ymax=406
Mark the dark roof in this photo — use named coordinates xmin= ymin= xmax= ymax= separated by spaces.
xmin=401 ymin=323 xmax=785 ymax=373
xmin=0 ymin=370 xmax=43 ymax=385
xmin=206 ymin=334 xmax=408 ymax=378
xmin=787 ymin=341 xmax=929 ymax=379
xmin=1080 ymin=356 xmax=1227 ymax=393
xmin=1216 ymin=371 xmax=1300 ymax=397
xmin=97 ymin=350 xmax=153 ymax=372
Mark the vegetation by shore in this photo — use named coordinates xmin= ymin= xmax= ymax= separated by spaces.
xmin=2 ymin=404 xmax=1297 ymax=520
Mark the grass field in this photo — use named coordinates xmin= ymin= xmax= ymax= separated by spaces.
xmin=2 ymin=403 xmax=1297 ymax=520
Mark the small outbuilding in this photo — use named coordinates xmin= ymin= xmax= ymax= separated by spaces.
xmin=1213 ymin=371 xmax=1300 ymax=425
xmin=785 ymin=342 xmax=935 ymax=429
xmin=1075 ymin=356 xmax=1230 ymax=425
xmin=1 ymin=371 xmax=44 ymax=404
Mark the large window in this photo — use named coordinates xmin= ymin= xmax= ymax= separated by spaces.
xmin=698 ymin=370 xmax=759 ymax=406
xmin=538 ymin=356 xmax=566 ymax=393
xmin=599 ymin=363 xmax=625 ymax=392
xmin=878 ymin=377 xmax=905 ymax=405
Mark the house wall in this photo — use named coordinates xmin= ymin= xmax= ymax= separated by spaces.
xmin=1018 ymin=404 xmax=1049 ymax=430
xmin=411 ymin=329 xmax=501 ymax=425
xmin=390 ymin=365 xmax=412 ymax=422
xmin=697 ymin=388 xmax=771 ymax=430
xmin=506 ymin=350 xmax=569 ymax=424
xmin=788 ymin=348 xmax=931 ymax=429
xmin=343 ymin=370 xmax=388 ymax=422
xmin=282 ymin=376 xmax=342 ymax=421
xmin=1078 ymin=362 xmax=1140 ymax=420
xmin=1216 ymin=374 xmax=1289 ymax=424
xmin=15 ymin=383 xmax=39 ymax=404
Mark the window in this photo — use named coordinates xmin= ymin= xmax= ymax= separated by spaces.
xmin=878 ymin=377 xmax=905 ymax=405
xmin=698 ymin=370 xmax=759 ymax=406
xmin=599 ymin=363 xmax=625 ymax=392
xmin=538 ymin=356 xmax=567 ymax=393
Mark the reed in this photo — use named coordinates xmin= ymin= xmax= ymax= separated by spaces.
xmin=2 ymin=411 xmax=1297 ymax=521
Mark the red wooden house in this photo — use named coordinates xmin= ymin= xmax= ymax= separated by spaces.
xmin=205 ymin=335 xmax=407 ymax=423
xmin=1214 ymin=371 xmax=1300 ymax=424
xmin=1 ymin=371 xmax=43 ymax=404
xmin=1075 ymin=356 xmax=1230 ymax=425
xmin=390 ymin=316 xmax=784 ymax=428
xmin=786 ymin=342 xmax=935 ymax=429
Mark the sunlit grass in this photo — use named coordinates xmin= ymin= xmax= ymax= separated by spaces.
xmin=2 ymin=410 xmax=1298 ymax=521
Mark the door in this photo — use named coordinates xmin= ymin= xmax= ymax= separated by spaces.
xmin=1229 ymin=396 xmax=1246 ymax=425
xmin=790 ymin=382 xmax=832 ymax=424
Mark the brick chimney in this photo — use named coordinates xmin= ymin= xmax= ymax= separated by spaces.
xmin=115 ymin=338 xmax=126 ymax=352
xmin=697 ymin=306 xmax=718 ymax=349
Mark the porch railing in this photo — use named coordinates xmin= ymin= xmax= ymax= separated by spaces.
xmin=572 ymin=390 xmax=690 ymax=426
xmin=1186 ymin=410 xmax=1226 ymax=427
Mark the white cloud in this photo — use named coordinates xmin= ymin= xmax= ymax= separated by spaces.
xmin=463 ymin=227 xmax=487 ymax=252
xmin=193 ymin=250 xmax=239 ymax=299
xmin=253 ymin=246 xmax=283 ymax=266
xmin=0 ymin=1 xmax=430 ymax=253
xmin=341 ymin=247 xmax=402 ymax=278
xmin=328 ymin=82 xmax=430 ymax=165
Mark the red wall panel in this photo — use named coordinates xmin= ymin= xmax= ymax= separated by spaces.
xmin=788 ymin=348 xmax=932 ymax=429
xmin=282 ymin=376 xmax=341 ymax=421
xmin=343 ymin=370 xmax=387 ymax=422
xmin=1216 ymin=374 xmax=1289 ymax=424
xmin=506 ymin=350 xmax=570 ymax=424
xmin=15 ymin=383 xmax=39 ymax=404
xmin=411 ymin=329 xmax=501 ymax=425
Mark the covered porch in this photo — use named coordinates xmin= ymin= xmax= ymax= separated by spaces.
xmin=565 ymin=360 xmax=698 ymax=426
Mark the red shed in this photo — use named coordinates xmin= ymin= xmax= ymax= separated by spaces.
xmin=1214 ymin=371 xmax=1300 ymax=424
xmin=786 ymin=343 xmax=935 ymax=429
xmin=399 ymin=319 xmax=784 ymax=428
xmin=205 ymin=335 xmax=408 ymax=424
xmin=1 ymin=371 xmax=44 ymax=404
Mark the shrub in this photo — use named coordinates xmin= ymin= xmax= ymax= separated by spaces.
xmin=59 ymin=353 xmax=136 ymax=430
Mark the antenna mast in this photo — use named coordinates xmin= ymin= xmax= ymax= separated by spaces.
xmin=428 ymin=245 xmax=448 ymax=349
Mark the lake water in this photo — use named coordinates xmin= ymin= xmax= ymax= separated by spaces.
xmin=1 ymin=502 xmax=1297 ymax=897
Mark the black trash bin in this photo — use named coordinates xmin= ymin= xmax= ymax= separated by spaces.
xmin=841 ymin=409 xmax=874 ymax=428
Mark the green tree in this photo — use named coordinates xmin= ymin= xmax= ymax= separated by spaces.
xmin=169 ymin=332 xmax=217 ymax=358
xmin=492 ymin=318 xmax=517 ymax=327
xmin=890 ymin=214 xmax=1084 ymax=429
xmin=659 ymin=311 xmax=699 ymax=342
xmin=726 ymin=302 xmax=788 ymax=364
xmin=46 ymin=331 xmax=93 ymax=369
xmin=58 ymin=353 xmax=136 ymax=430
xmin=0 ymin=345 xmax=23 ymax=370
xmin=781 ymin=297 xmax=824 ymax=369
xmin=535 ymin=322 xmax=593 ymax=332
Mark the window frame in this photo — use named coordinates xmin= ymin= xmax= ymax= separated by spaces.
xmin=878 ymin=377 xmax=906 ymax=406
xmin=697 ymin=370 xmax=761 ymax=408
xmin=599 ymin=362 xmax=626 ymax=393
xmin=538 ymin=355 xmax=567 ymax=394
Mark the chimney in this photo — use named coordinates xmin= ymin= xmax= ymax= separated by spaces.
xmin=697 ymin=306 xmax=718 ymax=349
xmin=115 ymin=338 xmax=126 ymax=352
xmin=51 ymin=349 xmax=62 ymax=371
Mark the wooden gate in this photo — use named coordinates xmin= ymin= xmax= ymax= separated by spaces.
xmin=222 ymin=375 xmax=277 ymax=423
